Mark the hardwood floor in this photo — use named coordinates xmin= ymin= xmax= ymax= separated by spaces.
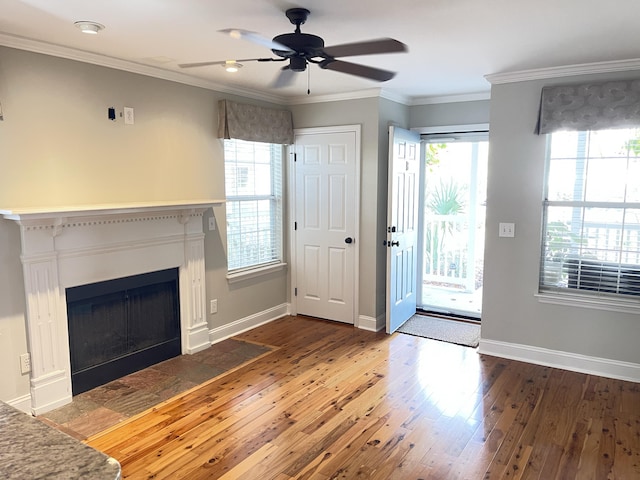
xmin=86 ymin=315 xmax=640 ymax=479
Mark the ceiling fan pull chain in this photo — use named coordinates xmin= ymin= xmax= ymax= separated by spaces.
xmin=307 ymin=66 xmax=311 ymax=95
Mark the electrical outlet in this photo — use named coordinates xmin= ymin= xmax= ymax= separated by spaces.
xmin=124 ymin=106 xmax=134 ymax=125
xmin=208 ymin=216 xmax=216 ymax=231
xmin=210 ymin=299 xmax=218 ymax=314
xmin=499 ymin=222 xmax=515 ymax=238
xmin=20 ymin=353 xmax=31 ymax=374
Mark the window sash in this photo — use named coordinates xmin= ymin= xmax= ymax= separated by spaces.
xmin=224 ymin=140 xmax=283 ymax=272
xmin=540 ymin=129 xmax=640 ymax=298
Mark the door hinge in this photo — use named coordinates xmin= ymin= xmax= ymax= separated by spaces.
xmin=293 ymin=152 xmax=297 ymax=162
xmin=294 ymin=287 xmax=297 ymax=296
xmin=294 ymin=221 xmax=297 ymax=230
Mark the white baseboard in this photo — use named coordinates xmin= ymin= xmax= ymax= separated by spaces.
xmin=478 ymin=339 xmax=640 ymax=383
xmin=209 ymin=303 xmax=290 ymax=344
xmin=358 ymin=313 xmax=385 ymax=332
xmin=6 ymin=394 xmax=32 ymax=414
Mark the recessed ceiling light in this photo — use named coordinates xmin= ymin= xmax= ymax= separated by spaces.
xmin=222 ymin=61 xmax=243 ymax=73
xmin=74 ymin=21 xmax=105 ymax=35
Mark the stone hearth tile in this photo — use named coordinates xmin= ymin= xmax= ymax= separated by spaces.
xmin=154 ymin=376 xmax=200 ymax=401
xmin=64 ymin=406 xmax=127 ymax=439
xmin=202 ymin=338 xmax=244 ymax=355
xmin=153 ymin=354 xmax=203 ymax=376
xmin=38 ymin=416 xmax=88 ymax=441
xmin=81 ymin=379 xmax=132 ymax=405
xmin=196 ymin=349 xmax=248 ymax=369
xmin=38 ymin=395 xmax=101 ymax=425
xmin=175 ymin=362 xmax=226 ymax=385
xmin=104 ymin=389 xmax=162 ymax=417
xmin=117 ymin=366 xmax=173 ymax=390
xmin=234 ymin=342 xmax=272 ymax=359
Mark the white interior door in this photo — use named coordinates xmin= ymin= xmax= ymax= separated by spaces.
xmin=386 ymin=126 xmax=421 ymax=333
xmin=293 ymin=126 xmax=359 ymax=324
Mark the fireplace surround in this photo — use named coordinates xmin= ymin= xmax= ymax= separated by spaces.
xmin=1 ymin=201 xmax=222 ymax=414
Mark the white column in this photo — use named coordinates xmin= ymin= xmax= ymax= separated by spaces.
xmin=20 ymin=226 xmax=73 ymax=415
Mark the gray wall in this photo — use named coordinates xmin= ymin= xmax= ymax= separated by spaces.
xmin=291 ymin=97 xmax=409 ymax=322
xmin=291 ymin=98 xmax=380 ymax=321
xmin=410 ymin=100 xmax=490 ymax=128
xmin=0 ymin=46 xmax=287 ymax=403
xmin=409 ymin=92 xmax=640 ymax=365
xmin=483 ymin=72 xmax=640 ymax=364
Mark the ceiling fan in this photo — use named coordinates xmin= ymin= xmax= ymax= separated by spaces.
xmin=178 ymin=7 xmax=407 ymax=88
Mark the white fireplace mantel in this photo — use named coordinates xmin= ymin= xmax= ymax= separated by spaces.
xmin=1 ymin=200 xmax=223 ymax=414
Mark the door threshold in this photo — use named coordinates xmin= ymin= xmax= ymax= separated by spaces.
xmin=416 ymin=309 xmax=481 ymax=324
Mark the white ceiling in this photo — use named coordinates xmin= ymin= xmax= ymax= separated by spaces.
xmin=2 ymin=0 xmax=640 ymax=103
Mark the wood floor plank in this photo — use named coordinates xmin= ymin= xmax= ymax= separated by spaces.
xmin=84 ymin=315 xmax=640 ymax=479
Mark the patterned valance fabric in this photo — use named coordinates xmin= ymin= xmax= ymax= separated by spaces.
xmin=537 ymin=79 xmax=640 ymax=134
xmin=217 ymin=99 xmax=294 ymax=144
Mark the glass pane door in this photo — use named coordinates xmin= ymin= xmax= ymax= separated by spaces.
xmin=420 ymin=139 xmax=488 ymax=318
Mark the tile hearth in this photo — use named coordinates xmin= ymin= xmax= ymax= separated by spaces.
xmin=38 ymin=338 xmax=274 ymax=440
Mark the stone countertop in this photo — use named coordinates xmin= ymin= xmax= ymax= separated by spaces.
xmin=0 ymin=402 xmax=121 ymax=479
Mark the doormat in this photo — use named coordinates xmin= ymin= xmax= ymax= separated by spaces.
xmin=397 ymin=314 xmax=480 ymax=348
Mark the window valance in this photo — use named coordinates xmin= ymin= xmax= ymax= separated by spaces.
xmin=537 ymin=79 xmax=640 ymax=134
xmin=217 ymin=99 xmax=294 ymax=144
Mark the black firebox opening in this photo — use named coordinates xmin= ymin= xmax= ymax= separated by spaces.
xmin=66 ymin=268 xmax=181 ymax=395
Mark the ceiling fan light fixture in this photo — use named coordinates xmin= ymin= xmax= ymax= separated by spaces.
xmin=74 ymin=21 xmax=105 ymax=35
xmin=223 ymin=61 xmax=243 ymax=73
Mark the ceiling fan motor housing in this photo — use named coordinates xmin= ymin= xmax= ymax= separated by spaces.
xmin=271 ymin=33 xmax=325 ymax=59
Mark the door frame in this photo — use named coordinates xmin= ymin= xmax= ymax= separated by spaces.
xmin=289 ymin=125 xmax=361 ymax=325
xmin=413 ymin=123 xmax=489 ymax=316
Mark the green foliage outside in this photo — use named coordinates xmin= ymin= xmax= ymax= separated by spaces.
xmin=425 ymin=178 xmax=467 ymax=275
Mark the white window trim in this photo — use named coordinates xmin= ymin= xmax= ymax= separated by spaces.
xmin=535 ymin=291 xmax=640 ymax=315
xmin=226 ymin=261 xmax=287 ymax=284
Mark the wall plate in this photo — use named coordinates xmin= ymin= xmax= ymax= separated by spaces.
xmin=124 ymin=107 xmax=134 ymax=125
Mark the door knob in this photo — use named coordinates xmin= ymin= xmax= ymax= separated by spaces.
xmin=345 ymin=237 xmax=353 ymax=244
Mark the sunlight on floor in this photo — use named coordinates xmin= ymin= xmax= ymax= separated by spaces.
xmin=417 ymin=341 xmax=481 ymax=423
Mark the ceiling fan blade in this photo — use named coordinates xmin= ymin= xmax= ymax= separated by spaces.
xmin=219 ymin=28 xmax=294 ymax=53
xmin=322 ymin=38 xmax=407 ymax=58
xmin=271 ymin=66 xmax=296 ymax=88
xmin=320 ymin=60 xmax=396 ymax=82
xmin=178 ymin=58 xmax=285 ymax=68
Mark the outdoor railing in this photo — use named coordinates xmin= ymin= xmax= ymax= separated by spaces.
xmin=423 ymin=214 xmax=478 ymax=292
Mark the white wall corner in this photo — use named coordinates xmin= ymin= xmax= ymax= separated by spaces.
xmin=478 ymin=339 xmax=640 ymax=383
xmin=209 ymin=303 xmax=290 ymax=344
xmin=357 ymin=313 xmax=385 ymax=332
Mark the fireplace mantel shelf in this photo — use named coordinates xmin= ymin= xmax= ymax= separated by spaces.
xmin=0 ymin=199 xmax=224 ymax=222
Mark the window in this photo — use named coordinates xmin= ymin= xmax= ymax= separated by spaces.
xmin=540 ymin=128 xmax=640 ymax=298
xmin=224 ymin=139 xmax=283 ymax=274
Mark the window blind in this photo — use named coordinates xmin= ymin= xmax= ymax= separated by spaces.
xmin=540 ymin=128 xmax=640 ymax=298
xmin=224 ymin=139 xmax=283 ymax=272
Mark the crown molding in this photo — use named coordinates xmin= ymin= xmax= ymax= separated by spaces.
xmin=486 ymin=58 xmax=640 ymax=85
xmin=1 ymin=32 xmax=495 ymax=107
xmin=0 ymin=32 xmax=287 ymax=105
xmin=0 ymin=32 xmax=412 ymax=107
xmin=409 ymin=91 xmax=491 ymax=106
